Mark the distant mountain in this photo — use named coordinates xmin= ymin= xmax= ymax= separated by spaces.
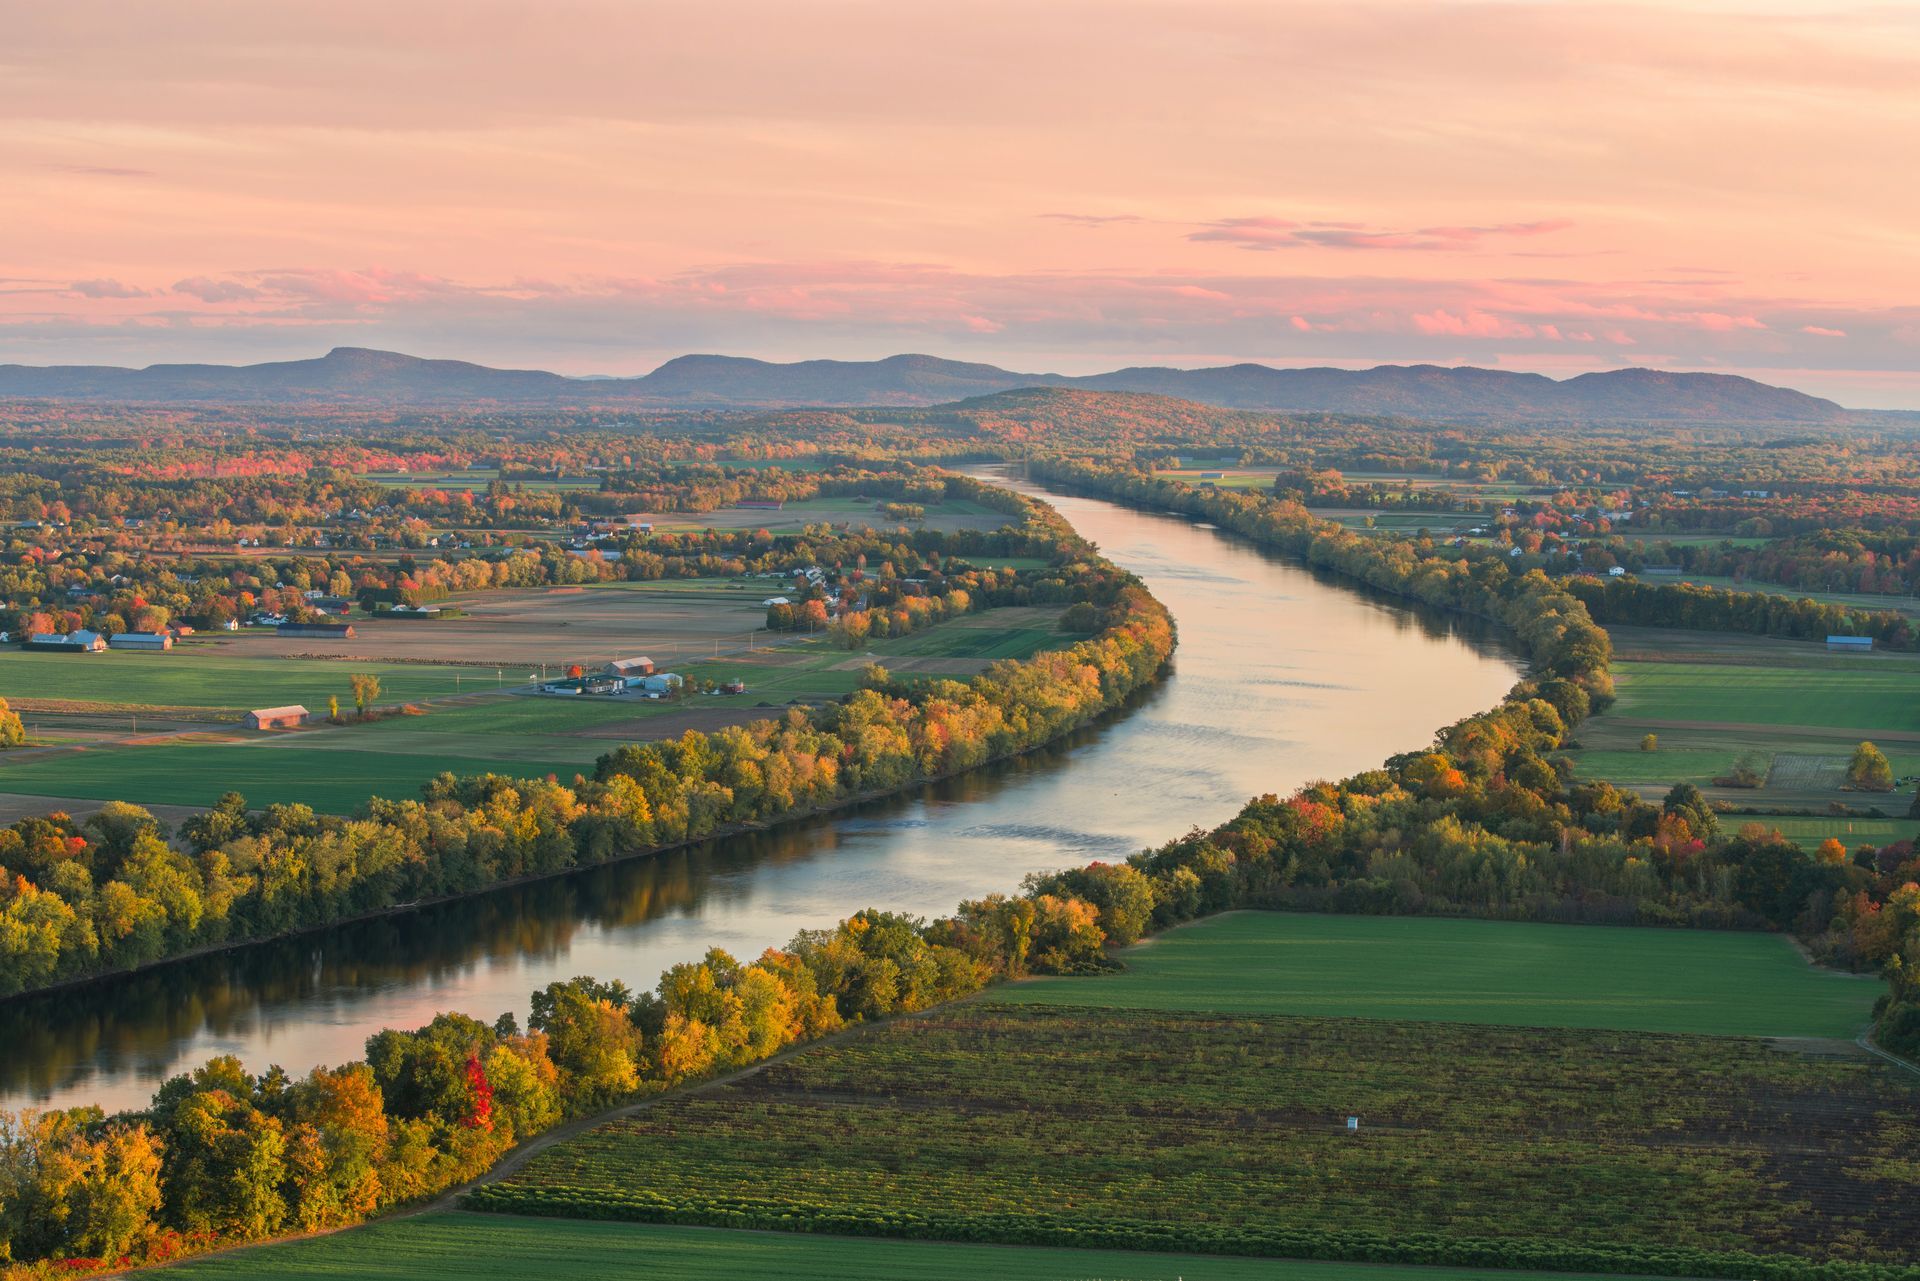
xmin=0 ymin=346 xmax=1851 ymax=421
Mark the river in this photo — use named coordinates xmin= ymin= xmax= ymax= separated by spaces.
xmin=0 ymin=477 xmax=1522 ymax=1113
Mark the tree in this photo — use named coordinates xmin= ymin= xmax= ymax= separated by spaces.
xmin=0 ymin=697 xmax=23 ymax=750
xmin=327 ymin=694 xmax=341 ymax=723
xmin=1848 ymin=741 xmax=1894 ymax=792
xmin=348 ymin=673 xmax=381 ymax=718
xmin=1639 ymin=733 xmax=1657 ymax=752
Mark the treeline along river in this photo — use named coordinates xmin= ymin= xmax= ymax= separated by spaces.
xmin=0 ymin=476 xmax=1521 ymax=1113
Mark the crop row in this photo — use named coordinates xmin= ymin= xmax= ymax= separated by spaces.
xmin=478 ymin=1006 xmax=1920 ymax=1267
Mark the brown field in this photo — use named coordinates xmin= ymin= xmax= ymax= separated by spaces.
xmin=195 ymin=583 xmax=784 ymax=668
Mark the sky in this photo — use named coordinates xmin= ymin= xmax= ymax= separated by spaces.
xmin=3 ymin=0 xmax=1918 ymax=406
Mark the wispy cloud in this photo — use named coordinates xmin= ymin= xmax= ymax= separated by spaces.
xmin=68 ymin=278 xmax=150 ymax=299
xmin=1040 ymin=213 xmax=1143 ymax=228
xmin=1190 ymin=218 xmax=1574 ymax=252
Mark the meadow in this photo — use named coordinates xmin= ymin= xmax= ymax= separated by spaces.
xmin=472 ymin=1005 xmax=1918 ymax=1271
xmin=467 ymin=913 xmax=1906 ymax=1275
xmin=159 ymin=1213 xmax=1644 ymax=1281
xmin=986 ymin=911 xmax=1881 ymax=1037
xmin=1564 ymin=627 xmax=1920 ymax=807
xmin=0 ymin=596 xmax=1076 ymax=813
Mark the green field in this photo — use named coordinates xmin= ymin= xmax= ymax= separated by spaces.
xmin=1755 ymin=815 xmax=1920 ymax=851
xmin=1567 ymin=629 xmax=1920 ymax=808
xmin=0 ymin=598 xmax=1074 ymax=813
xmin=0 ymin=650 xmax=478 ymax=712
xmin=474 ymin=1009 xmax=1916 ymax=1269
xmin=1648 ymin=571 xmax=1920 ymax=619
xmin=988 ymin=911 xmax=1878 ymax=1037
xmin=162 ymin=1213 xmax=1644 ymax=1281
xmin=0 ymin=740 xmax=593 ymax=812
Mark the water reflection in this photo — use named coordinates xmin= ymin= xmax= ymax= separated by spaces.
xmin=1 ymin=481 xmax=1521 ymax=1113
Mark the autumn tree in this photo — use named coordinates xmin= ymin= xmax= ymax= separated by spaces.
xmin=349 ymin=673 xmax=381 ymax=718
xmin=1848 ymin=741 xmax=1894 ymax=792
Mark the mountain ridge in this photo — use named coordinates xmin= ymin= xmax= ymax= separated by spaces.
xmin=0 ymin=346 xmax=1852 ymax=421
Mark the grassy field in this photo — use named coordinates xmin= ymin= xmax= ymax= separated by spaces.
xmin=1756 ymin=815 xmax=1920 ymax=851
xmin=1567 ymin=627 xmax=1920 ymax=809
xmin=1648 ymin=571 xmax=1920 ymax=619
xmin=469 ymin=912 xmax=1910 ymax=1272
xmin=0 ymin=740 xmax=595 ymax=812
xmin=631 ymin=496 xmax=1014 ymax=536
xmin=0 ymin=650 xmax=477 ymax=712
xmin=0 ymin=600 xmax=1073 ymax=813
xmin=474 ymin=1009 xmax=1917 ymax=1268
xmin=161 ymin=1213 xmax=1646 ymax=1281
xmin=987 ymin=912 xmax=1880 ymax=1037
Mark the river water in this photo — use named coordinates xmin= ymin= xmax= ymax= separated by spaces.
xmin=0 ymin=477 xmax=1521 ymax=1113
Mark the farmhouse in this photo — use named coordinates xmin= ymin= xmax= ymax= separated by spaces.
xmin=108 ymin=631 xmax=174 ymax=651
xmin=606 ymin=656 xmax=655 ymax=678
xmin=278 ymin=621 xmax=357 ymax=639
xmin=27 ymin=630 xmax=106 ymax=653
xmin=1827 ymin=635 xmax=1874 ymax=651
xmin=582 ymin=673 xmax=625 ymax=695
xmin=245 ymin=705 xmax=309 ymax=730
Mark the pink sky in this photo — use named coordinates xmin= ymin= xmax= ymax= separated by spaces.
xmin=3 ymin=0 xmax=1918 ymax=405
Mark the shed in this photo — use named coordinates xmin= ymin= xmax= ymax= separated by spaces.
xmin=245 ymin=705 xmax=309 ymax=730
xmin=1827 ymin=635 xmax=1874 ymax=651
xmin=606 ymin=657 xmax=655 ymax=678
xmin=639 ymin=672 xmax=683 ymax=694
xmin=109 ymin=631 xmax=174 ymax=651
xmin=26 ymin=630 xmax=106 ymax=653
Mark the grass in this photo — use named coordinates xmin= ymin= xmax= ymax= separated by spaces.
xmin=0 ymin=597 xmax=1076 ymax=813
xmin=0 ymin=741 xmax=592 ymax=812
xmin=0 ymin=651 xmax=478 ymax=713
xmin=159 ymin=1213 xmax=1648 ymax=1281
xmin=1603 ymin=659 xmax=1920 ymax=734
xmin=986 ymin=911 xmax=1879 ymax=1037
xmin=1646 ymin=571 xmax=1920 ymax=618
xmin=1755 ymin=816 xmax=1920 ymax=851
xmin=474 ymin=1001 xmax=1920 ymax=1268
xmin=1566 ymin=629 xmax=1920 ymax=808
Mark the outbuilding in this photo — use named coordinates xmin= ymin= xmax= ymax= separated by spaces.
xmin=245 ymin=705 xmax=309 ymax=730
xmin=109 ymin=631 xmax=174 ymax=651
xmin=1827 ymin=635 xmax=1874 ymax=651
xmin=606 ymin=657 xmax=655 ymax=678
xmin=26 ymin=630 xmax=106 ymax=653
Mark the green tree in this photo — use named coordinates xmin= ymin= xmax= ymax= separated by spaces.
xmin=1639 ymin=733 xmax=1657 ymax=752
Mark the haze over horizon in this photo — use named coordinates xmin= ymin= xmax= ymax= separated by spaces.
xmin=6 ymin=1 xmax=1920 ymax=407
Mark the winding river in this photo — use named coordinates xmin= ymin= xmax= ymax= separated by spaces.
xmin=0 ymin=477 xmax=1522 ymax=1114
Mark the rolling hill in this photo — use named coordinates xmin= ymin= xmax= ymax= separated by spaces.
xmin=0 ymin=347 xmax=1851 ymax=421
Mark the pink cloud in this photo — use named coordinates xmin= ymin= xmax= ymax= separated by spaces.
xmin=1800 ymin=324 xmax=1846 ymax=338
xmin=1191 ymin=217 xmax=1572 ymax=253
xmin=1410 ymin=308 xmax=1534 ymax=338
xmin=1039 ymin=213 xmax=1143 ymax=227
xmin=68 ymin=278 xmax=148 ymax=299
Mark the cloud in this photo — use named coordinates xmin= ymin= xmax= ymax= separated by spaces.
xmin=1039 ymin=213 xmax=1142 ymax=227
xmin=172 ymin=276 xmax=266 ymax=303
xmin=1800 ymin=324 xmax=1847 ymax=338
xmin=1190 ymin=217 xmax=1572 ymax=252
xmin=49 ymin=164 xmax=153 ymax=179
xmin=68 ymin=278 xmax=150 ymax=299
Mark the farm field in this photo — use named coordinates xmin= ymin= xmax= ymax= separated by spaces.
xmin=473 ymin=1003 xmax=1918 ymax=1270
xmin=0 ymin=649 xmax=479 ymax=713
xmin=1646 ymin=571 xmax=1920 ymax=618
xmin=987 ymin=911 xmax=1880 ymax=1037
xmin=0 ymin=600 xmax=1074 ymax=812
xmin=160 ymin=1213 xmax=1642 ymax=1281
xmin=626 ymin=495 xmax=1015 ymax=536
xmin=1565 ymin=626 xmax=1920 ymax=808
